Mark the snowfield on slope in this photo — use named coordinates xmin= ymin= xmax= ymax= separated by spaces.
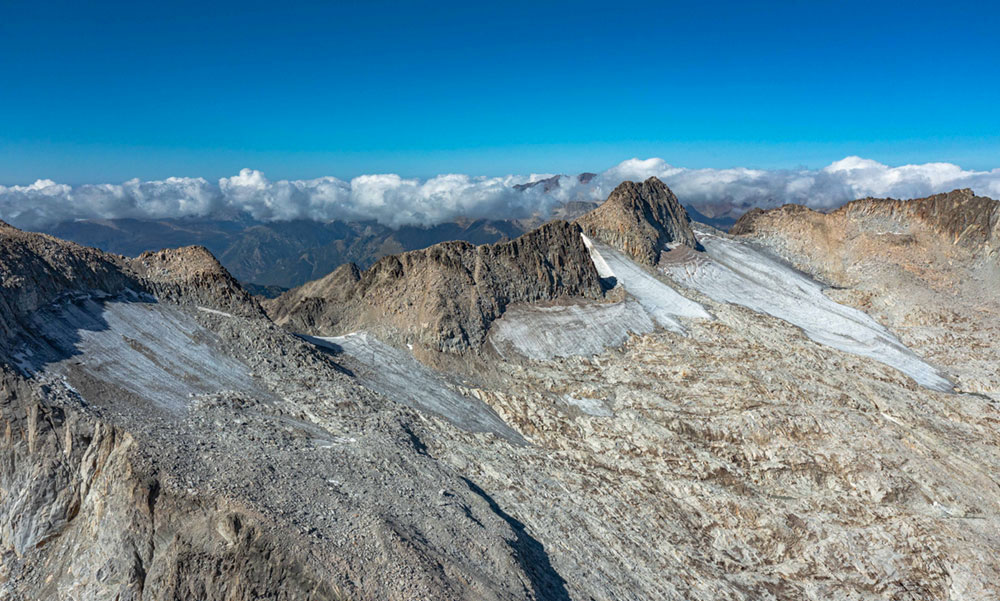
xmin=309 ymin=332 xmax=524 ymax=443
xmin=488 ymin=236 xmax=710 ymax=361
xmin=21 ymin=297 xmax=259 ymax=411
xmin=663 ymin=230 xmax=953 ymax=392
xmin=582 ymin=234 xmax=711 ymax=334
xmin=489 ymin=299 xmax=655 ymax=360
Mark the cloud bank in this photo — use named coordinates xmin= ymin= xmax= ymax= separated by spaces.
xmin=3 ymin=157 xmax=1000 ymax=230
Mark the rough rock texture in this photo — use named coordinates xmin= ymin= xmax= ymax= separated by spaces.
xmin=0 ymin=225 xmax=566 ymax=600
xmin=576 ymin=177 xmax=699 ymax=265
xmin=128 ymin=245 xmax=265 ymax=318
xmin=728 ymin=188 xmax=1000 ymax=398
xmin=7 ymin=200 xmax=1000 ymax=600
xmin=265 ymin=220 xmax=604 ymax=352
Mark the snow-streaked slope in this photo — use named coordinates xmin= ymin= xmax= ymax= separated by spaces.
xmin=663 ymin=231 xmax=953 ymax=392
xmin=487 ymin=237 xmax=710 ymax=361
xmin=489 ymin=299 xmax=655 ymax=360
xmin=21 ymin=297 xmax=259 ymax=411
xmin=582 ymin=234 xmax=711 ymax=333
xmin=309 ymin=333 xmax=524 ymax=443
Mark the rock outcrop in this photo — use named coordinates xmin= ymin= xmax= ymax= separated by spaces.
xmin=265 ymin=220 xmax=604 ymax=352
xmin=128 ymin=245 xmax=265 ymax=318
xmin=576 ymin=176 xmax=699 ymax=265
xmin=731 ymin=189 xmax=999 ymax=252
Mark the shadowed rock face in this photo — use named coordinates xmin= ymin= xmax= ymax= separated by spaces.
xmin=576 ymin=176 xmax=700 ymax=265
xmin=0 ymin=220 xmax=138 ymax=351
xmin=265 ymin=220 xmax=604 ymax=352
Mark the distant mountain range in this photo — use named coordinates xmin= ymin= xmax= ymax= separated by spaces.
xmin=39 ymin=200 xmax=739 ymax=293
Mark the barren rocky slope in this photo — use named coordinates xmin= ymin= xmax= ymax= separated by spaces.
xmin=0 ymin=222 xmax=565 ymax=600
xmin=4 ymin=181 xmax=1000 ymax=601
xmin=265 ymin=220 xmax=604 ymax=353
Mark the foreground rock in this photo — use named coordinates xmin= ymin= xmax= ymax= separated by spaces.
xmin=0 ymin=222 xmax=556 ymax=600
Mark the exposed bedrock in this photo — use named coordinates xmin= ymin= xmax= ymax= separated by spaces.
xmin=265 ymin=220 xmax=604 ymax=352
xmin=576 ymin=176 xmax=700 ymax=265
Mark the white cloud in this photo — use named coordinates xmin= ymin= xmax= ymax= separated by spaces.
xmin=2 ymin=157 xmax=999 ymax=230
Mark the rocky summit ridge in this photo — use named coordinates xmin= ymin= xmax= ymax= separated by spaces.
xmin=732 ymin=188 xmax=1000 ymax=254
xmin=576 ymin=176 xmax=700 ymax=265
xmin=265 ymin=219 xmax=604 ymax=352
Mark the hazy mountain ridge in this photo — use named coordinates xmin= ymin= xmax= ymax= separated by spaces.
xmin=43 ymin=216 xmax=531 ymax=291
xmin=37 ymin=191 xmax=734 ymax=292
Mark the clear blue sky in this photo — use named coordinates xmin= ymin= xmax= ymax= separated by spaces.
xmin=1 ymin=0 xmax=998 ymax=183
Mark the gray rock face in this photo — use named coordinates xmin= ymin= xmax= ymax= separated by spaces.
xmin=576 ymin=176 xmax=700 ymax=265
xmin=265 ymin=220 xmax=604 ymax=352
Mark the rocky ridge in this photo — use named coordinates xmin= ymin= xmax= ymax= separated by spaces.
xmin=731 ymin=188 xmax=999 ymax=252
xmin=128 ymin=245 xmax=265 ymax=318
xmin=265 ymin=220 xmax=604 ymax=352
xmin=0 ymin=220 xmax=138 ymax=351
xmin=5 ymin=186 xmax=1000 ymax=600
xmin=0 ymin=222 xmax=562 ymax=600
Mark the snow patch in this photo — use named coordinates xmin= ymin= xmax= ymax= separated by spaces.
xmin=489 ymin=300 xmax=654 ymax=360
xmin=24 ymin=299 xmax=259 ymax=411
xmin=563 ymin=395 xmax=613 ymax=417
xmin=197 ymin=306 xmax=235 ymax=318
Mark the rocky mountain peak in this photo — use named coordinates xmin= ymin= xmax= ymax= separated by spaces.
xmin=576 ymin=176 xmax=700 ymax=265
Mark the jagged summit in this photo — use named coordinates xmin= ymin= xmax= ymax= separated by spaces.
xmin=576 ymin=176 xmax=700 ymax=265
xmin=265 ymin=220 xmax=604 ymax=352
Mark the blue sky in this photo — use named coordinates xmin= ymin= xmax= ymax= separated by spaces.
xmin=1 ymin=0 xmax=998 ymax=183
